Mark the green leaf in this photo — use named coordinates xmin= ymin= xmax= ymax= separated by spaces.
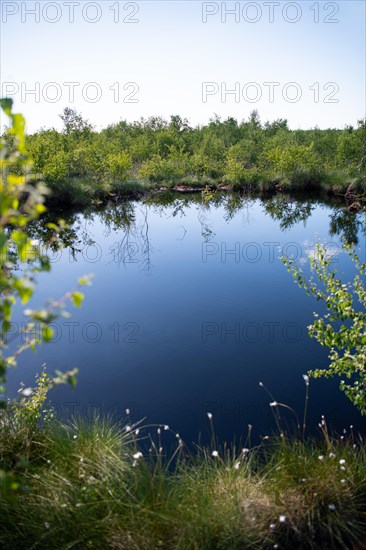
xmin=0 ymin=98 xmax=13 ymax=116
xmin=42 ymin=326 xmax=54 ymax=342
xmin=71 ymin=292 xmax=84 ymax=307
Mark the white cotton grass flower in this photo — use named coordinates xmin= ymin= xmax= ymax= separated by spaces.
xmin=125 ymin=425 xmax=131 ymax=432
xmin=270 ymin=523 xmax=276 ymax=530
xmin=125 ymin=408 xmax=130 ymax=415
xmin=234 ymin=462 xmax=240 ymax=470
xmin=339 ymin=459 xmax=346 ymax=465
xmin=73 ymin=435 xmax=78 ymax=440
xmin=328 ymin=504 xmax=336 ymax=511
xmin=329 ymin=452 xmax=336 ymax=459
xmin=157 ymin=428 xmax=161 ymax=435
xmin=242 ymin=448 xmax=249 ymax=455
xmin=164 ymin=425 xmax=169 ymax=431
xmin=135 ymin=429 xmax=140 ymax=435
xmin=279 ymin=515 xmax=286 ymax=523
xmin=318 ymin=455 xmax=325 ymax=461
xmin=302 ymin=374 xmax=309 ymax=385
xmin=44 ymin=522 xmax=50 ymax=529
xmin=133 ymin=452 xmax=143 ymax=460
xmin=259 ymin=382 xmax=264 ymax=387
xmin=341 ymin=479 xmax=346 ymax=483
xmin=207 ymin=412 xmax=213 ymax=420
xmin=212 ymin=450 xmax=219 ymax=457
xmin=270 ymin=401 xmax=278 ymax=407
xmin=20 ymin=387 xmax=33 ymax=397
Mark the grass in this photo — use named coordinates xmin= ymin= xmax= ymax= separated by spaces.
xmin=1 ymin=406 xmax=366 ymax=549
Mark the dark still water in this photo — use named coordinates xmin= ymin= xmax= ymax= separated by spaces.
xmin=7 ymin=193 xmax=366 ymax=445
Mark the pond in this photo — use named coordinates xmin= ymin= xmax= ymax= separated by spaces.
xmin=7 ymin=192 xmax=366 ymax=446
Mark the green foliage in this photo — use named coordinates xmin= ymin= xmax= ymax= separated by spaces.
xmin=17 ymin=109 xmax=366 ymax=204
xmin=0 ymin=99 xmax=93 ymax=493
xmin=282 ymin=241 xmax=366 ymax=413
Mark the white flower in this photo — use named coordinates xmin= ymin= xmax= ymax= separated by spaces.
xmin=125 ymin=425 xmax=131 ymax=432
xmin=329 ymin=453 xmax=336 ymax=459
xmin=164 ymin=425 xmax=169 ymax=430
xmin=270 ymin=523 xmax=276 ymax=529
xmin=207 ymin=412 xmax=213 ymax=420
xmin=44 ymin=522 xmax=50 ymax=529
xmin=318 ymin=455 xmax=325 ymax=461
xmin=157 ymin=428 xmax=161 ymax=435
xmin=133 ymin=452 xmax=143 ymax=460
xmin=279 ymin=515 xmax=286 ymax=523
xmin=73 ymin=435 xmax=77 ymax=440
xmin=328 ymin=504 xmax=336 ymax=511
xmin=270 ymin=401 xmax=278 ymax=407
xmin=303 ymin=374 xmax=309 ymax=385
xmin=125 ymin=408 xmax=130 ymax=415
xmin=234 ymin=462 xmax=240 ymax=470
xmin=135 ymin=429 xmax=140 ymax=435
xmin=21 ymin=387 xmax=33 ymax=397
xmin=212 ymin=450 xmax=219 ymax=457
xmin=339 ymin=459 xmax=346 ymax=465
xmin=242 ymin=448 xmax=249 ymax=455
xmin=341 ymin=479 xmax=346 ymax=483
xmin=259 ymin=382 xmax=264 ymax=387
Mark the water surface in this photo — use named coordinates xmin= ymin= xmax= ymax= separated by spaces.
xmin=8 ymin=193 xmax=366 ymax=445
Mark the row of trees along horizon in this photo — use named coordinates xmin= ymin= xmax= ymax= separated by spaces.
xmin=3 ymin=107 xmax=366 ymax=203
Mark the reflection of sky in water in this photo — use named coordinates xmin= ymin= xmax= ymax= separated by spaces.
xmin=6 ymin=195 xmax=366 ymax=446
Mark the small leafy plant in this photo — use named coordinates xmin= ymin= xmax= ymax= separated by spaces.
xmin=282 ymin=240 xmax=366 ymax=413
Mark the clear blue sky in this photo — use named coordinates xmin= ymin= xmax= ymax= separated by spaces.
xmin=1 ymin=1 xmax=365 ymax=132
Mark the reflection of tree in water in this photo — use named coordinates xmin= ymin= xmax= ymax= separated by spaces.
xmin=223 ymin=193 xmax=254 ymax=225
xmin=197 ymin=204 xmax=215 ymax=243
xmin=108 ymin=203 xmax=154 ymax=272
xmin=24 ymin=194 xmax=364 ymax=274
xmin=98 ymin=201 xmax=136 ymax=234
xmin=328 ymin=209 xmax=365 ymax=245
xmin=263 ymin=195 xmax=315 ymax=231
xmin=26 ymin=210 xmax=92 ymax=260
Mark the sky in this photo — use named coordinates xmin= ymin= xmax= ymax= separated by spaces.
xmin=1 ymin=0 xmax=365 ymax=133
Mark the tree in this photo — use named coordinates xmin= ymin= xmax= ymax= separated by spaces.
xmin=59 ymin=107 xmax=94 ymax=136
